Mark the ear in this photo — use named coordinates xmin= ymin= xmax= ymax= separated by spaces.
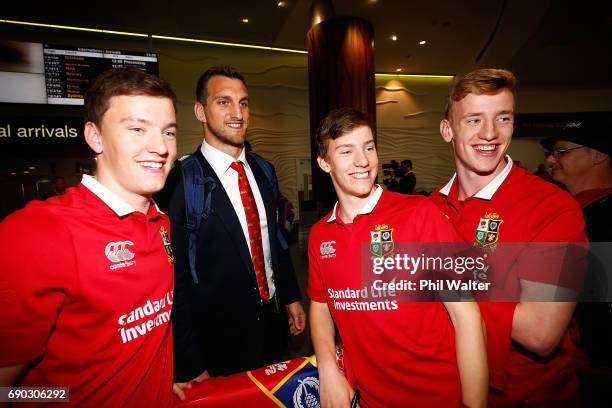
xmin=317 ymin=155 xmax=331 ymax=174
xmin=440 ymin=118 xmax=454 ymax=143
xmin=84 ymin=122 xmax=103 ymax=154
xmin=194 ymin=101 xmax=207 ymax=123
xmin=592 ymin=149 xmax=609 ymax=165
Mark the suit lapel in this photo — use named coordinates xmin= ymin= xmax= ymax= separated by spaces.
xmin=194 ymin=149 xmax=257 ymax=284
xmin=246 ymin=154 xmax=279 ymax=266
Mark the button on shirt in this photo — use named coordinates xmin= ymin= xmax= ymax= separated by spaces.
xmin=201 ymin=141 xmax=276 ymax=297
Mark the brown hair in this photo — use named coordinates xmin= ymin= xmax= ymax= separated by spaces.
xmin=195 ymin=66 xmax=246 ymax=104
xmin=316 ymin=107 xmax=372 ymax=157
xmin=84 ymin=68 xmax=176 ymax=126
xmin=445 ymin=68 xmax=516 ymax=118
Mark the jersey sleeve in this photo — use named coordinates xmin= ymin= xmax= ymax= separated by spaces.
xmin=307 ymin=225 xmax=326 ymax=303
xmin=0 ymin=205 xmax=77 ymax=366
xmin=414 ymin=198 xmax=518 ymax=389
xmin=518 ymin=191 xmax=587 ymax=290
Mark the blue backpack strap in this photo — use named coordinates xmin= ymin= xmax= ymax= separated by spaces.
xmin=246 ymin=151 xmax=289 ymax=250
xmin=247 ymin=151 xmax=279 ymax=199
xmin=178 ymin=154 xmax=217 ymax=284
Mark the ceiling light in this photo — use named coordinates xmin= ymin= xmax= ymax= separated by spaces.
xmin=396 ymin=68 xmax=402 ymax=72
xmin=23 ymin=170 xmax=30 ymax=174
xmin=1 ymin=19 xmax=308 ymax=54
xmin=0 ymin=19 xmax=148 ymax=37
xmin=28 ymin=166 xmax=36 ymax=170
xmin=11 ymin=19 xmax=487 ymax=62
xmin=376 ymin=73 xmax=454 ymax=80
xmin=391 ymin=35 xmax=398 ymax=41
xmin=277 ymin=1 xmax=286 ymax=6
xmin=152 ymin=34 xmax=306 ymax=53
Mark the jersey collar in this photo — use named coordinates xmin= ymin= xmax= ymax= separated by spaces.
xmin=327 ymin=185 xmax=383 ymax=222
xmin=81 ymin=174 xmax=137 ymax=216
xmin=439 ymin=155 xmax=513 ymax=200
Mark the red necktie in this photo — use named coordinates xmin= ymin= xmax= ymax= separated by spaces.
xmin=230 ymin=161 xmax=270 ymax=301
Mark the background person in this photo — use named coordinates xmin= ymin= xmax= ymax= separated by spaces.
xmin=541 ymin=119 xmax=612 ymax=406
xmin=398 ymin=159 xmax=416 ymax=194
xmin=532 ymin=163 xmax=553 ymax=182
xmin=41 ymin=176 xmax=67 ymax=199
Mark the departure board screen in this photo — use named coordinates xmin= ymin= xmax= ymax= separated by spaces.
xmin=43 ymin=45 xmax=159 ymax=105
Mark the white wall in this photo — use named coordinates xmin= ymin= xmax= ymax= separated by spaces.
xmin=375 ymin=75 xmax=455 ymax=191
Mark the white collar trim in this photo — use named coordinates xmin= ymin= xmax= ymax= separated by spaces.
xmin=81 ymin=174 xmax=136 ymax=216
xmin=439 ymin=155 xmax=513 ymax=200
xmin=327 ymin=185 xmax=383 ymax=222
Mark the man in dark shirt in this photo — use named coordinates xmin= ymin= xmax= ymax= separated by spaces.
xmin=541 ymin=118 xmax=612 ymax=406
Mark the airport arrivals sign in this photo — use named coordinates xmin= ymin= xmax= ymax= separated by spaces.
xmin=0 ymin=116 xmax=88 ymax=158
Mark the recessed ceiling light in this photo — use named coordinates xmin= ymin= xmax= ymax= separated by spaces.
xmin=10 ymin=172 xmax=16 ymax=176
xmin=396 ymin=68 xmax=402 ymax=72
xmin=28 ymin=166 xmax=36 ymax=170
xmin=23 ymin=170 xmax=30 ymax=174
xmin=419 ymin=40 xmax=427 ymax=45
xmin=391 ymin=35 xmax=398 ymax=41
xmin=242 ymin=18 xmax=249 ymax=23
xmin=1 ymin=19 xmax=308 ymax=54
xmin=277 ymin=1 xmax=286 ymax=6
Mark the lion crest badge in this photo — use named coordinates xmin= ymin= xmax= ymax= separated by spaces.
xmin=475 ymin=212 xmax=503 ymax=248
xmin=370 ymin=224 xmax=394 ymax=257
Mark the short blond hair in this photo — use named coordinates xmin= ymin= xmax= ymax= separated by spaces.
xmin=445 ymin=68 xmax=516 ymax=118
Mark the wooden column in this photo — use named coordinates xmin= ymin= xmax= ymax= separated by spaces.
xmin=307 ymin=16 xmax=376 ymax=216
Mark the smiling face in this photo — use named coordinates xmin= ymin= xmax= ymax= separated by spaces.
xmin=545 ymin=140 xmax=592 ymax=190
xmin=440 ymin=89 xmax=514 ymax=193
xmin=85 ymin=95 xmax=177 ymax=208
xmin=195 ymin=75 xmax=249 ymax=157
xmin=317 ymin=125 xmax=378 ymax=204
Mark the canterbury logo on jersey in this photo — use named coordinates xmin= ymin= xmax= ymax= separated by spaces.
xmin=105 ymin=241 xmax=135 ymax=263
xmin=320 ymin=241 xmax=336 ymax=259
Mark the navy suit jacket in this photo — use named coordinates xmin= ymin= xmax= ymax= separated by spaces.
xmin=162 ymin=148 xmax=301 ymax=381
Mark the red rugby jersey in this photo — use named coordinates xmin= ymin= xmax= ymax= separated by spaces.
xmin=0 ymin=177 xmax=174 ymax=407
xmin=308 ymin=187 xmax=461 ymax=408
xmin=430 ymin=159 xmax=586 ymax=406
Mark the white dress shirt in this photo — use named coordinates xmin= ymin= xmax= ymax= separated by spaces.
xmin=201 ymin=141 xmax=276 ymax=297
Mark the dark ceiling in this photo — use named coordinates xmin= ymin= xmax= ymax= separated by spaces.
xmin=3 ymin=0 xmax=612 ymax=87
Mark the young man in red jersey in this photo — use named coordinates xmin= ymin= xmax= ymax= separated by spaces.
xmin=308 ymin=107 xmax=487 ymax=408
xmin=430 ymin=68 xmax=586 ymax=406
xmin=0 ymin=68 xmax=177 ymax=407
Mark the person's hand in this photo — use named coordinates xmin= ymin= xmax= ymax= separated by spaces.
xmin=172 ymin=370 xmax=210 ymax=401
xmin=286 ymin=302 xmax=306 ymax=335
xmin=318 ymin=364 xmax=358 ymax=408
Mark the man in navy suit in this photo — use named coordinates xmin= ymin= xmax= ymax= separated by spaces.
xmin=164 ymin=66 xmax=305 ymax=400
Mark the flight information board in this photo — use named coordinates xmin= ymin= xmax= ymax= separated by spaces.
xmin=43 ymin=45 xmax=159 ymax=105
